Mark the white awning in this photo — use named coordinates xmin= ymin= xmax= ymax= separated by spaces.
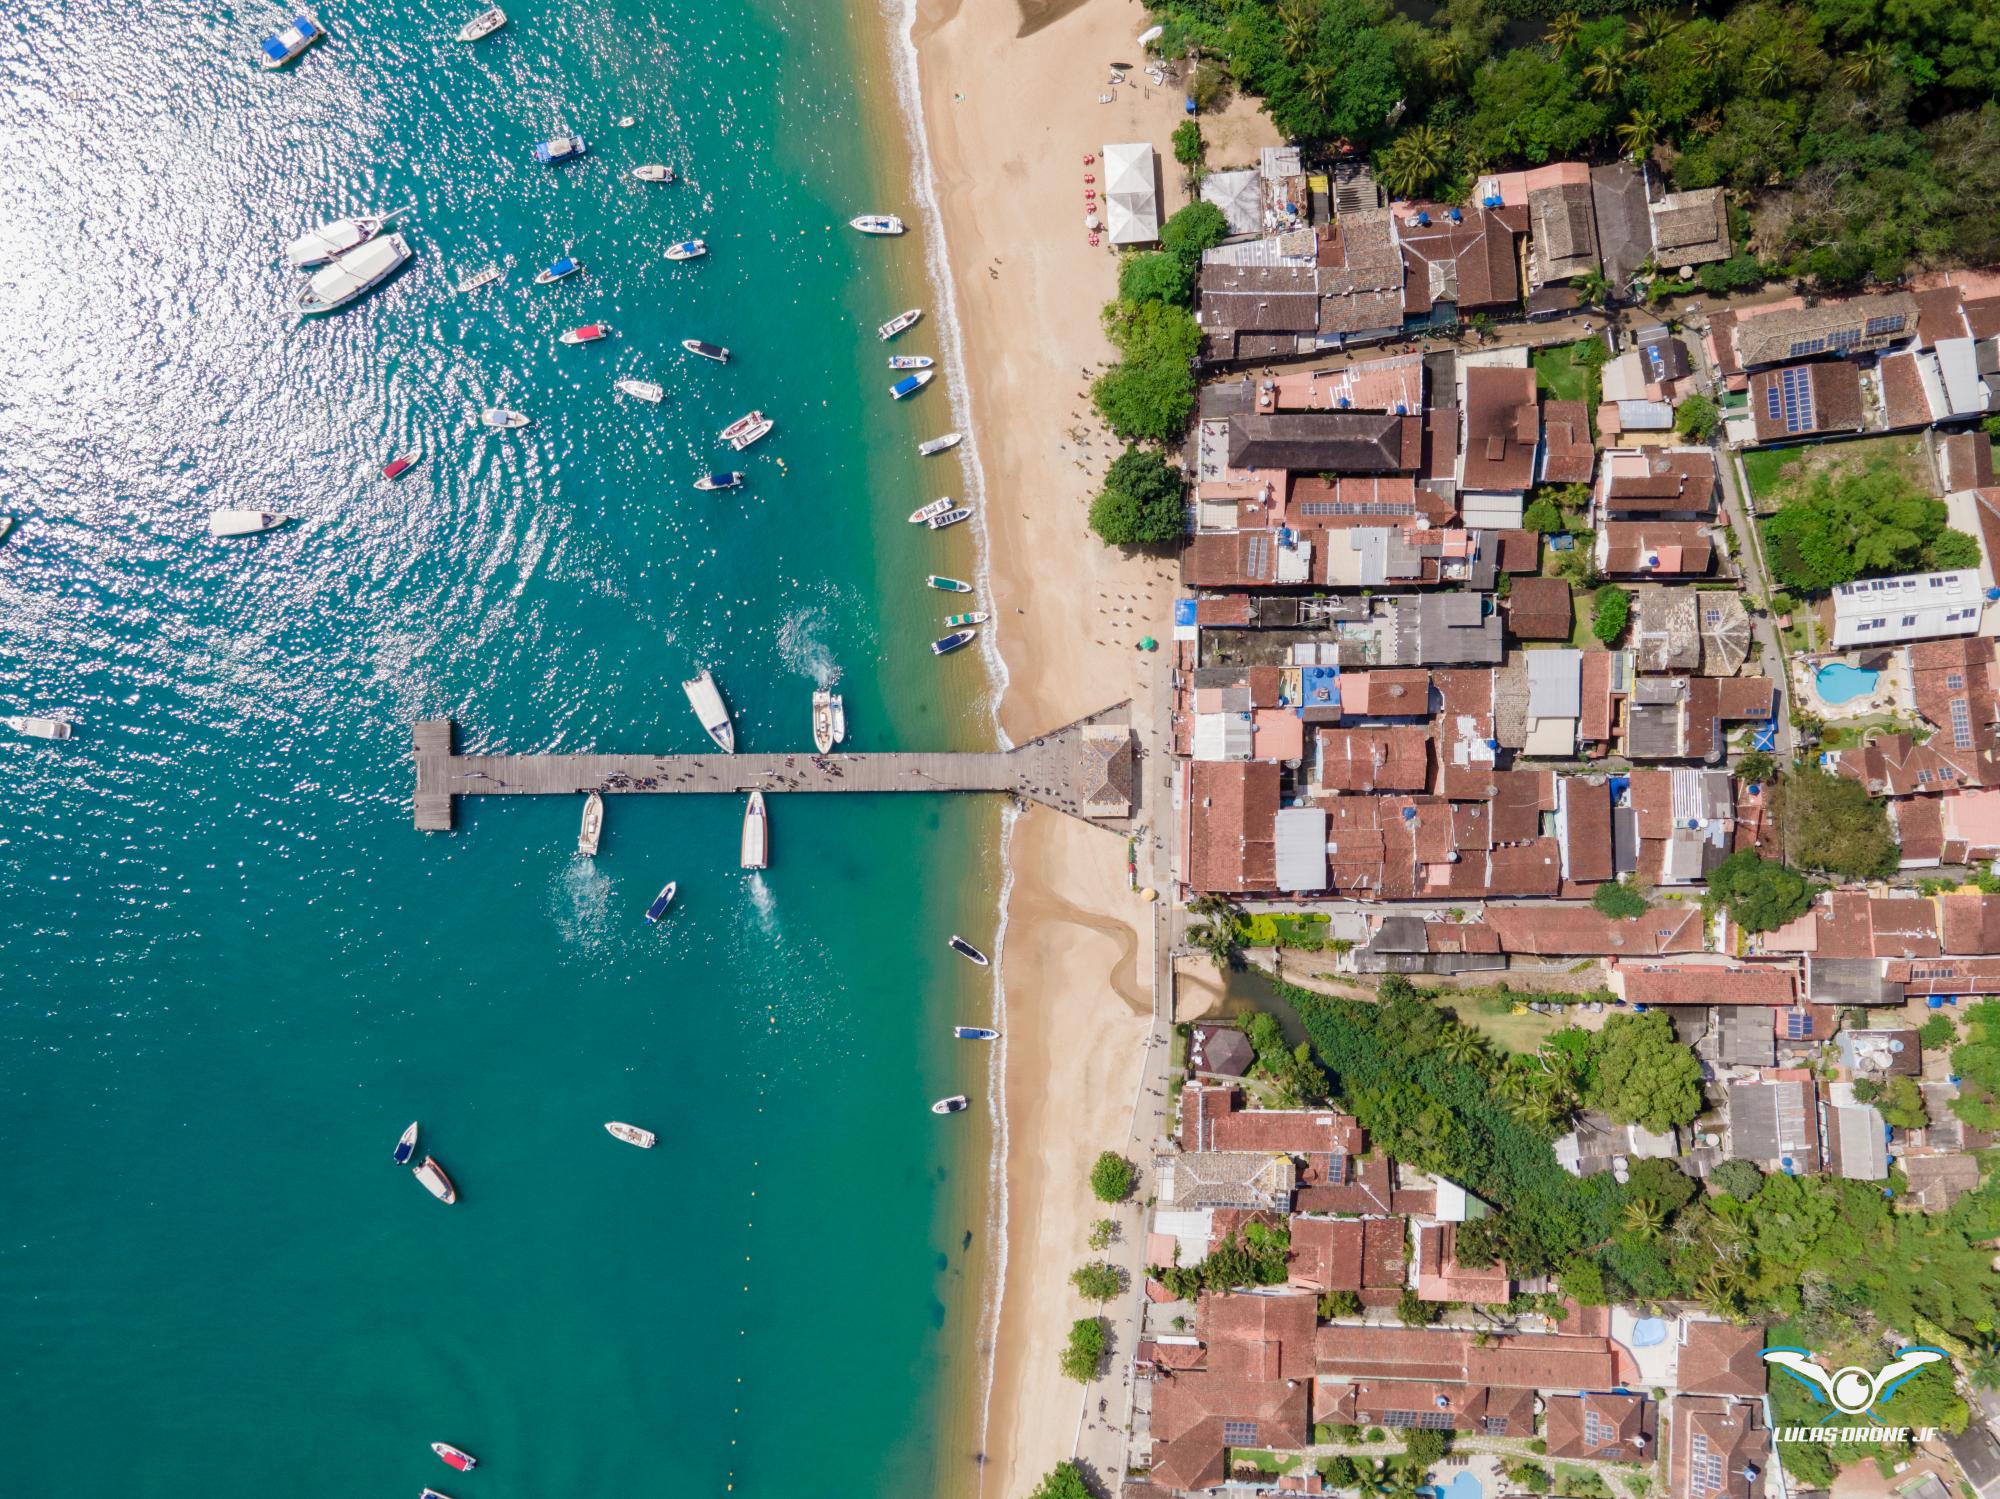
xmin=1105 ymin=142 xmax=1161 ymax=246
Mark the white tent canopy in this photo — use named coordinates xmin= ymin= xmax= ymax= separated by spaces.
xmin=1104 ymin=142 xmax=1161 ymax=246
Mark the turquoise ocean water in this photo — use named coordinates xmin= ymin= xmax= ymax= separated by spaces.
xmin=0 ymin=1 xmax=1002 ymax=1493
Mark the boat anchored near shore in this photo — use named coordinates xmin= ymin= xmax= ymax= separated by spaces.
xmin=4 ymin=715 xmax=73 ymax=741
xmin=297 ymin=233 xmax=411 ymax=314
xmin=908 ymin=496 xmax=957 ymax=524
xmin=630 ymin=163 xmax=674 ymax=183
xmin=948 ymin=935 xmax=990 ymax=965
xmin=740 ymin=790 xmax=768 ymax=870
xmin=284 ymin=207 xmax=407 ymax=269
xmin=811 ymin=689 xmax=846 ymax=753
xmin=931 ymin=1095 xmax=969 ymax=1115
xmin=877 ymin=307 xmax=921 ymax=341
xmin=926 ymin=575 xmax=973 ymax=593
xmin=953 ymin=1026 xmax=999 ymax=1040
xmin=645 ymin=882 xmax=677 ymax=924
xmin=681 ymin=339 xmax=730 ymax=362
xmin=393 ymin=1121 xmax=419 ymax=1165
xmin=683 ymin=669 xmax=735 ymax=751
xmin=694 ymin=471 xmax=743 ymax=492
xmin=664 ymin=238 xmax=707 ymax=262
xmin=454 ymin=5 xmax=506 ymax=42
xmin=918 ymin=431 xmax=963 ymax=456
xmin=850 ymin=214 xmax=906 ymax=235
xmin=889 ymin=370 xmax=934 ymax=399
xmin=431 ymin=1442 xmax=477 ymax=1472
xmin=614 ymin=377 xmax=664 ymax=403
xmin=209 ymin=510 xmax=290 ymax=537
xmin=719 ymin=411 xmax=772 ymax=450
xmin=931 ymin=629 xmax=977 ymax=655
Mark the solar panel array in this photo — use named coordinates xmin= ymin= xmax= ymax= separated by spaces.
xmin=1952 ymin=696 xmax=1973 ymax=749
xmin=1764 ymin=367 xmax=1816 ymax=433
xmin=1223 ymin=1420 xmax=1260 ymax=1445
xmin=1245 ymin=534 xmax=1269 ymax=577
xmin=1692 ymin=1434 xmax=1726 ymax=1497
xmin=1584 ymin=1410 xmax=1615 ymax=1448
xmin=1865 ymin=313 xmax=1906 ymax=336
xmin=1786 ymin=1010 xmax=1813 ymax=1039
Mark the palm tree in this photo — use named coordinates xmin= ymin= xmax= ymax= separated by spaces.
xmin=1279 ymin=0 xmax=1321 ymax=65
xmin=1622 ymin=1197 xmax=1667 ymax=1241
xmin=1302 ymin=61 xmax=1337 ymax=114
xmin=1437 ymin=1024 xmax=1491 ymax=1068
xmin=1547 ymin=9 xmax=1582 ymax=55
xmin=1689 ymin=25 xmax=1730 ymax=76
xmin=1745 ymin=49 xmax=1788 ymax=92
xmin=1378 ymin=125 xmax=1451 ymax=201
xmin=1841 ymin=39 xmax=1894 ymax=90
xmin=1616 ymin=108 xmax=1663 ymax=160
xmin=1629 ymin=7 xmax=1680 ymax=53
xmin=1495 ymin=1063 xmax=1538 ymax=1112
xmin=1582 ymin=44 xmax=1630 ymax=97
xmin=1427 ymin=34 xmax=1469 ymax=87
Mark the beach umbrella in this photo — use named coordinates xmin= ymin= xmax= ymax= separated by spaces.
xmin=1086 ymin=213 xmax=1101 ymax=230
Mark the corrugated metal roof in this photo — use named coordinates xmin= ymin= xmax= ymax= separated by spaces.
xmin=1527 ymin=649 xmax=1583 ymax=718
xmin=1274 ymin=806 xmax=1329 ymax=893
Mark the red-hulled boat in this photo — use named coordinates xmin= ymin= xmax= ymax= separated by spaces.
xmin=558 ymin=323 xmax=610 ymax=345
xmin=381 ymin=450 xmax=422 ymax=481
xmin=431 ymin=1442 xmax=478 ymax=1472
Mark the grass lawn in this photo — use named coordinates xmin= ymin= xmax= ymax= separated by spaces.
xmin=1450 ymin=992 xmax=1569 ymax=1054
xmin=1739 ymin=445 xmax=1805 ymax=507
xmin=1742 ymin=433 xmax=1933 ymax=515
xmin=1534 ymin=343 xmax=1601 ymax=407
xmin=1233 ymin=1450 xmax=1302 ymax=1475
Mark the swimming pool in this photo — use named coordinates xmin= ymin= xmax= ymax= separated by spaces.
xmin=1423 ymin=1473 xmax=1485 ymax=1499
xmin=1816 ymin=661 xmax=1880 ymax=705
xmin=1630 ymin=1317 xmax=1668 ymax=1348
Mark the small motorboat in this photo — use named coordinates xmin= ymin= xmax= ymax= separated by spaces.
xmin=681 ymin=339 xmax=730 ymax=362
xmin=926 ymin=507 xmax=972 ymax=531
xmin=718 ymin=412 xmax=772 ymax=451
xmin=908 ymin=497 xmax=956 ymax=524
xmin=949 ymin=935 xmax=991 ymax=965
xmin=926 ymin=575 xmax=973 ymax=593
xmin=284 ymin=209 xmax=403 ymax=270
xmin=454 ymin=5 xmax=506 ymax=42
xmin=888 ymin=355 xmax=933 ymax=370
xmin=890 ymin=370 xmax=934 ymax=399
xmin=605 ymin=1121 xmax=657 ymax=1148
xmin=535 ymin=256 xmax=582 ymax=285
xmin=413 ymin=1157 xmax=457 ymax=1205
xmin=297 ymin=233 xmax=412 ymax=314
xmin=953 ymin=1027 xmax=1000 ymax=1040
xmin=259 ymin=14 xmax=323 ymax=69
xmin=931 ymin=1095 xmax=969 ymax=1115
xmin=421 ymin=1489 xmax=456 ymax=1499
xmin=664 ymin=239 xmax=707 ymax=262
xmin=560 ymin=322 xmax=610 ymax=345
xmin=932 ymin=629 xmax=976 ymax=655
xmin=578 ymin=790 xmax=603 ymax=855
xmin=944 ymin=611 xmax=989 ymax=627
xmin=740 ymin=790 xmax=768 ymax=871
xmin=877 ymin=307 xmax=922 ymax=341
xmin=479 ymin=407 xmax=531 ymax=430
xmin=431 ymin=1442 xmax=477 ymax=1472
xmin=851 ymin=215 xmax=906 ymax=235
xmin=684 ymin=670 xmax=734 ymax=751
xmin=393 ymin=1122 xmax=419 ymax=1165
xmin=630 ymin=163 xmax=674 ymax=183
xmin=4 ymin=716 xmax=73 ymax=741
xmin=209 ymin=510 xmax=290 ymax=537
xmin=614 ymin=378 xmax=664 ymax=403
xmin=811 ymin=688 xmax=845 ymax=754
xmin=644 ymin=882 xmax=677 ymax=924
xmin=694 ymin=471 xmax=743 ymax=492
xmin=534 ymin=135 xmax=587 ymax=164
xmin=381 ymin=449 xmax=421 ymax=481
xmin=457 ymin=265 xmax=502 ymax=294
xmin=918 ymin=431 xmax=963 ymax=456
xmin=617 ymin=115 xmax=637 ymax=128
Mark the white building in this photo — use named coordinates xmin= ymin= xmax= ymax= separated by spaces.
xmin=1103 ymin=142 xmax=1161 ymax=246
xmin=1830 ymin=568 xmax=1985 ymax=648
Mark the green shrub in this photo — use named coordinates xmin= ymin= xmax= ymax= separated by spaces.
xmin=1090 ymin=1151 xmax=1136 ymax=1203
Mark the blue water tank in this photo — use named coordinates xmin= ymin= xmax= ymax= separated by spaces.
xmin=1448 ymin=207 xmax=1462 ymax=223
xmin=1415 ymin=211 xmax=1431 ymax=227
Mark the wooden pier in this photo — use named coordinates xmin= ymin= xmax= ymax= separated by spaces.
xmin=412 ymin=703 xmax=1138 ymax=833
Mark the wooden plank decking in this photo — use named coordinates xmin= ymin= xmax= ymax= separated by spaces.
xmin=411 ymin=703 xmax=1137 ymax=833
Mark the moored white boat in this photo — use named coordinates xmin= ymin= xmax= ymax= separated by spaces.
xmin=614 ymin=377 xmax=664 ymax=403
xmin=948 ymin=935 xmax=990 ymax=965
xmin=578 ymin=790 xmax=603 ymax=855
xmin=605 ymin=1120 xmax=656 ymax=1148
xmin=740 ymin=790 xmax=768 ymax=871
xmin=454 ymin=6 xmax=506 ymax=42
xmin=681 ymin=339 xmax=730 ymax=362
xmin=908 ymin=497 xmax=955 ymax=524
xmin=209 ymin=509 xmax=290 ymax=537
xmin=850 ymin=214 xmax=906 ymax=235
xmin=421 ymin=1490 xmax=457 ymax=1499
xmin=943 ymin=611 xmax=989 ymax=627
xmin=888 ymin=355 xmax=933 ymax=370
xmin=457 ymin=264 xmax=502 ymax=293
xmin=890 ymin=370 xmax=934 ymax=399
xmin=719 ymin=411 xmax=772 ymax=451
xmin=932 ymin=629 xmax=976 ymax=655
xmin=559 ymin=322 xmax=610 ymax=345
xmin=297 ymin=233 xmax=412 ymax=314
xmin=394 ymin=1121 xmax=419 ymax=1165
xmin=926 ymin=506 xmax=972 ymax=531
xmin=918 ymin=431 xmax=963 ymax=456
xmin=630 ymin=163 xmax=674 ymax=183
xmin=683 ymin=669 xmax=735 ymax=751
xmin=534 ymin=135 xmax=587 ymax=164
xmin=663 ymin=238 xmax=707 ymax=262
xmin=694 ymin=471 xmax=743 ymax=491
xmin=811 ymin=688 xmax=845 ymax=754
xmin=259 ymin=14 xmax=323 ymax=68
xmin=284 ymin=208 xmax=405 ymax=270
xmin=877 ymin=307 xmax=922 ymax=341
xmin=479 ymin=407 xmax=530 ymax=430
xmin=535 ymin=255 xmax=582 ymax=285
xmin=931 ymin=1095 xmax=969 ymax=1115
xmin=4 ymin=715 xmax=73 ymax=741
xmin=926 ymin=575 xmax=972 ymax=593
xmin=413 ymin=1156 xmax=457 ymax=1204
xmin=431 ymin=1442 xmax=477 ymax=1472
xmin=953 ymin=1026 xmax=1000 ymax=1040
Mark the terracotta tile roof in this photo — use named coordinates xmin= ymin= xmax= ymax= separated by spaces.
xmin=1482 ymin=902 xmax=1704 ymax=956
xmin=1498 ymin=528 xmax=1540 ymax=573
xmin=1544 ymin=1392 xmax=1656 ymax=1461
xmin=1463 ymin=367 xmax=1540 ymax=492
xmin=1181 ymin=1085 xmax=1367 ymax=1158
xmin=1602 ymin=521 xmax=1713 ymax=576
xmin=1563 ymin=777 xmax=1616 ymax=883
xmin=1649 ymin=187 xmax=1730 ymax=268
xmin=1318 ymin=1378 xmax=1535 ymax=1435
xmin=1397 ymin=207 xmax=1522 ymax=314
xmin=1287 ymin=1215 xmax=1366 ymax=1293
xmin=1151 ymin=1368 xmax=1310 ymax=1492
xmin=1317 ymin=726 xmax=1433 ymax=793
xmin=1734 ymin=292 xmax=1919 ymax=369
xmin=1294 ymin=1153 xmax=1399 ymax=1216
xmin=1229 ymin=411 xmax=1419 ymax=474
xmin=1540 ymin=400 xmax=1597 ymax=485
xmin=1187 ymin=760 xmax=1281 ymax=893
xmin=1615 ymin=963 xmax=1796 ymax=1005
xmin=1414 ymin=1221 xmax=1513 ymax=1303
xmin=1205 ymin=1289 xmax=1321 ymax=1379
xmin=1469 ymin=1334 xmax=1619 ymax=1391
xmin=1488 ymin=768 xmax=1558 ymax=840
xmin=1670 ymin=1397 xmax=1767 ymax=1499
xmin=1941 ymin=893 xmax=2000 ymax=954
xmin=1941 ymin=434 xmax=1997 ymax=493
xmin=1878 ymin=350 xmax=1936 ymax=430
xmin=1579 ymin=652 xmax=1616 ymax=743
xmin=1487 ymin=837 xmax=1565 ymax=896
xmin=1915 ymin=285 xmax=1969 ymax=346
xmin=1600 ymin=448 xmax=1719 ymax=516
xmin=1675 ymin=1320 xmax=1767 ymax=1397
xmin=1339 ymin=670 xmax=1433 ymax=717
xmin=1508 ymin=576 xmax=1574 ymax=640
xmin=1748 ymin=362 xmax=1865 ymax=441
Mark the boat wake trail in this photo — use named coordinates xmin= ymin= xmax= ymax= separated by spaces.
xmin=745 ymin=870 xmax=778 ymax=934
xmin=551 ymin=857 xmax=615 ymax=954
xmin=775 ymin=605 xmax=841 ymax=688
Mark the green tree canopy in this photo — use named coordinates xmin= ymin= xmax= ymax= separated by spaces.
xmin=1159 ymin=200 xmax=1230 ymax=264
xmin=1028 ymin=1462 xmax=1093 ymax=1499
xmin=1091 ymin=298 xmax=1199 ymax=443
xmin=1059 ymin=1317 xmax=1108 ymax=1382
xmin=1070 ymin=1260 xmax=1126 ymax=1302
xmin=1951 ymin=1001 xmax=2000 ymax=1131
xmin=1117 ymin=250 xmax=1194 ymax=308
xmin=1088 ymin=447 xmax=1187 ymax=547
xmin=1090 ymin=1150 xmax=1137 ymax=1203
xmin=1464 ymin=49 xmax=1610 ymax=165
xmin=1227 ymin=0 xmax=1408 ymax=146
xmin=1674 ymin=394 xmax=1720 ymax=441
xmin=1761 ymin=458 xmax=1967 ymax=593
xmin=1780 ymin=762 xmax=1899 ymax=879
xmin=1584 ymin=1012 xmax=1704 ymax=1133
xmin=1591 ymin=585 xmax=1631 ymax=645
xmin=1705 ymin=849 xmax=1813 ymax=932
xmin=1591 ymin=878 xmax=1649 ymax=919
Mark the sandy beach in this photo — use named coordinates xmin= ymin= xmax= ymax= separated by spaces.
xmin=904 ymin=0 xmax=1277 ymax=1493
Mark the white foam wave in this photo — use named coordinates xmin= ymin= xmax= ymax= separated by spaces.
xmin=775 ymin=605 xmax=841 ymax=688
xmin=746 ymin=869 xmax=777 ymax=934
xmin=551 ymin=856 xmax=614 ymax=953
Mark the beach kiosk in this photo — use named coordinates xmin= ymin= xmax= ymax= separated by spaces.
xmin=1103 ymin=142 xmax=1161 ymax=246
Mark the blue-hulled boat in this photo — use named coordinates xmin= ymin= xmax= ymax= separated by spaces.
xmin=259 ymin=15 xmax=322 ymax=68
xmin=645 ymin=882 xmax=677 ymax=924
xmin=931 ymin=629 xmax=976 ymax=656
xmin=694 ymin=472 xmax=743 ymax=491
xmin=890 ymin=370 xmax=934 ymax=400
xmin=953 ymin=1026 xmax=999 ymax=1040
xmin=393 ymin=1122 xmax=418 ymax=1164
xmin=533 ymin=135 xmax=587 ymax=164
xmin=534 ymin=255 xmax=581 ymax=285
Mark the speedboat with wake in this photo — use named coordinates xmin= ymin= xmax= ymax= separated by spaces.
xmin=932 ymin=629 xmax=976 ymax=655
xmin=719 ymin=411 xmax=772 ymax=450
xmin=559 ymin=322 xmax=610 ymax=345
xmin=454 ymin=5 xmax=506 ymax=41
xmin=908 ymin=496 xmax=956 ymax=524
xmin=209 ymin=510 xmax=290 ymax=537
xmin=533 ymin=135 xmax=587 ymax=164
xmin=683 ymin=669 xmax=735 ymax=750
xmin=297 ymin=233 xmax=411 ymax=314
xmin=740 ymin=790 xmax=768 ymax=871
xmin=393 ymin=1122 xmax=418 ymax=1164
xmin=918 ymin=432 xmax=963 ymax=456
xmin=851 ymin=215 xmax=906 ymax=235
xmin=535 ymin=255 xmax=582 ymax=285
xmin=953 ymin=1026 xmax=999 ymax=1040
xmin=694 ymin=471 xmax=743 ymax=491
xmin=630 ymin=163 xmax=674 ymax=183
xmin=664 ymin=238 xmax=707 ymax=262
xmin=948 ymin=935 xmax=990 ymax=965
xmin=931 ymin=1095 xmax=969 ymax=1115
xmin=890 ymin=370 xmax=934 ymax=399
xmin=645 ymin=882 xmax=677 ymax=924
xmin=431 ymin=1442 xmax=477 ymax=1472
xmin=682 ymin=338 xmax=730 ymax=362
xmin=412 ymin=1157 xmax=457 ymax=1205
xmin=877 ymin=307 xmax=922 ymax=341
xmin=605 ymin=1121 xmax=656 ymax=1148
xmin=811 ymin=689 xmax=845 ymax=753
xmin=283 ymin=207 xmax=406 ymax=269
xmin=578 ymin=790 xmax=603 ymax=855
xmin=259 ymin=14 xmax=323 ymax=68
xmin=614 ymin=378 xmax=663 ymax=403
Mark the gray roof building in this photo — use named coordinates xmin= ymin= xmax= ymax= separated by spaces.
xmin=1227 ymin=411 xmax=1410 ymax=473
xmin=1378 ymin=593 xmax=1505 ymax=666
xmin=1591 ymin=162 xmax=1653 ymax=293
xmin=1188 ymin=1023 xmax=1256 ymax=1078
xmin=1728 ymin=1078 xmax=1820 ymax=1170
xmin=1733 ymin=292 xmax=1921 ymax=370
xmin=1718 ymin=1007 xmax=1777 ymax=1068
xmin=1528 ymin=181 xmax=1601 ymax=289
